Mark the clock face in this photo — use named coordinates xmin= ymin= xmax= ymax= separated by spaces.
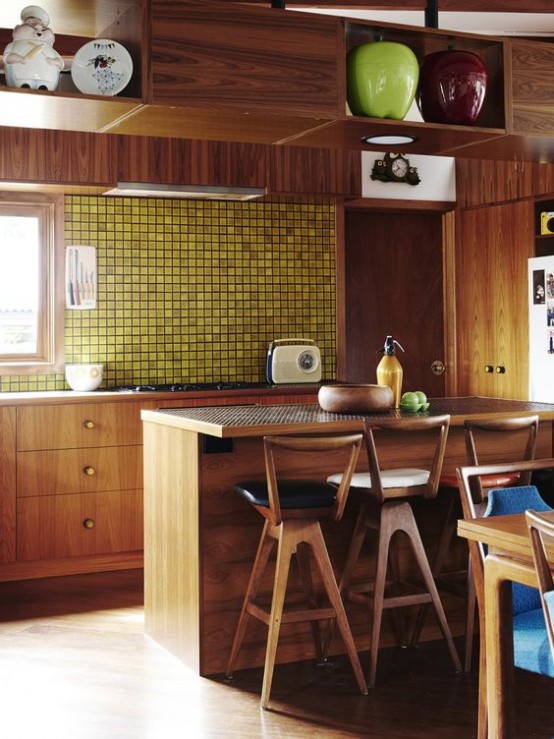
xmin=391 ymin=157 xmax=408 ymax=178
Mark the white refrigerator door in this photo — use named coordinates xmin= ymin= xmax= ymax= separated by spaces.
xmin=528 ymin=256 xmax=554 ymax=402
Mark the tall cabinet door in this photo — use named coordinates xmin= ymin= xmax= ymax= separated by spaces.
xmin=339 ymin=208 xmax=447 ymax=398
xmin=456 ymin=200 xmax=534 ymax=399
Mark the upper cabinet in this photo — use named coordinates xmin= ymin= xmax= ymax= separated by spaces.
xmin=1 ymin=1 xmax=554 ymax=160
xmin=297 ymin=18 xmax=508 ymax=157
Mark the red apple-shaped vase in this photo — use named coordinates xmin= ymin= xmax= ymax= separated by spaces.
xmin=416 ymin=48 xmax=487 ymax=125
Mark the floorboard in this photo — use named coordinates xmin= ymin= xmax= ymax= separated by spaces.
xmin=0 ymin=569 xmax=552 ymax=738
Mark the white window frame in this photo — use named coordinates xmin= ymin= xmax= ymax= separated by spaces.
xmin=0 ymin=193 xmax=64 ymax=375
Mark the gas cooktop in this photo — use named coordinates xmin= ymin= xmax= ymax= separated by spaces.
xmin=109 ymin=381 xmax=270 ymax=393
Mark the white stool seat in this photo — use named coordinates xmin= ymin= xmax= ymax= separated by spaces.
xmin=328 ymin=468 xmax=430 ymax=489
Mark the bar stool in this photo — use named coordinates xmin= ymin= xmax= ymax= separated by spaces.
xmin=327 ymin=414 xmax=461 ymax=688
xmin=225 ymin=433 xmax=368 ymax=709
xmin=421 ymin=415 xmax=539 ymax=671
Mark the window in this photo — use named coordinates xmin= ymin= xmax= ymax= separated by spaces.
xmin=0 ymin=195 xmax=64 ymax=374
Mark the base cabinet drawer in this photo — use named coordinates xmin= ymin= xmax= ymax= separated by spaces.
xmin=17 ymin=489 xmax=143 ymax=561
xmin=17 ymin=446 xmax=143 ymax=497
xmin=17 ymin=402 xmax=150 ymax=450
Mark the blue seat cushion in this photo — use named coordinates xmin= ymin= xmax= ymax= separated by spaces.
xmin=485 ymin=486 xmax=553 ymax=615
xmin=513 ymin=607 xmax=554 ymax=677
xmin=234 ymin=480 xmax=337 ymax=510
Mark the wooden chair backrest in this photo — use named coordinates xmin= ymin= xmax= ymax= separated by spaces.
xmin=363 ymin=414 xmax=451 ymax=503
xmin=263 ymin=433 xmax=363 ymax=526
xmin=464 ymin=415 xmax=539 ymax=503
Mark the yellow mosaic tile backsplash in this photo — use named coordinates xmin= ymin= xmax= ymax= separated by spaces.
xmin=2 ymin=196 xmax=336 ymax=391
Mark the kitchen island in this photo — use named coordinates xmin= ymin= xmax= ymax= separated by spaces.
xmin=141 ymin=397 xmax=554 ymax=676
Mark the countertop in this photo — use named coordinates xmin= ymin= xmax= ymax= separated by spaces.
xmin=0 ymin=383 xmax=320 ymax=407
xmin=141 ymin=396 xmax=554 ymax=438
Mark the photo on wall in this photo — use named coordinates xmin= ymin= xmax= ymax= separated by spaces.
xmin=533 ymin=269 xmax=545 ymax=304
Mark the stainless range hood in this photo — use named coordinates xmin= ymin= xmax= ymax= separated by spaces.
xmin=103 ymin=182 xmax=266 ymax=202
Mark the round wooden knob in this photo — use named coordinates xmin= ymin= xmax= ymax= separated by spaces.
xmin=83 ymin=518 xmax=95 ymax=529
xmin=495 ymin=365 xmax=506 ymax=374
xmin=84 ymin=466 xmax=96 ymax=476
xmin=484 ymin=365 xmax=494 ymax=373
xmin=83 ymin=420 xmax=95 ymax=429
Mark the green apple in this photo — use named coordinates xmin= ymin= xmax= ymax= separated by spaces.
xmin=401 ymin=391 xmax=419 ymax=404
xmin=347 ymin=40 xmax=420 ymax=120
xmin=414 ymin=390 xmax=427 ymax=403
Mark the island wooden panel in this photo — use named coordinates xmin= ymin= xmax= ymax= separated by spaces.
xmin=142 ymin=400 xmax=554 ymax=676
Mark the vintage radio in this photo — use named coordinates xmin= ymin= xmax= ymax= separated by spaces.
xmin=266 ymin=338 xmax=321 ymax=384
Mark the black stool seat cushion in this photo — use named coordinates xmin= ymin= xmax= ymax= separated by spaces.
xmin=234 ymin=480 xmax=337 ymax=509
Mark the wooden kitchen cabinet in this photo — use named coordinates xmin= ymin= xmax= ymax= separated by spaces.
xmin=0 ymin=406 xmax=16 ymax=564
xmin=149 ymin=0 xmax=340 ymax=119
xmin=14 ymin=401 xmax=153 ymax=571
xmin=455 ymin=200 xmax=534 ymax=398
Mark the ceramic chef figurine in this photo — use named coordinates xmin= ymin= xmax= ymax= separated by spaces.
xmin=3 ymin=5 xmax=64 ymax=90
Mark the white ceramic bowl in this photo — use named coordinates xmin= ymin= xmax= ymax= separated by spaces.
xmin=65 ymin=364 xmax=103 ymax=392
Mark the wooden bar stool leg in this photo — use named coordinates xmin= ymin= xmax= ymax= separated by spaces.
xmin=387 ymin=542 xmax=408 ymax=645
xmin=226 ymin=521 xmax=275 ymax=678
xmin=296 ymin=540 xmax=324 ymax=658
xmin=305 ymin=521 xmax=368 ymax=696
xmin=368 ymin=510 xmax=395 ymax=689
xmin=465 ymin=557 xmax=477 ymax=672
xmin=399 ymin=505 xmax=462 ymax=673
xmin=322 ymin=503 xmax=369 ymax=657
xmin=261 ymin=525 xmax=296 ymax=709
xmin=412 ymin=494 xmax=458 ymax=642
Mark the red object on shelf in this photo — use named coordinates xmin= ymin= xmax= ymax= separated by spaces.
xmin=416 ymin=49 xmax=487 ymax=125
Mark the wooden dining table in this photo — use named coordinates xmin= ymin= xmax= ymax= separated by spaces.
xmin=458 ymin=510 xmax=554 ymax=739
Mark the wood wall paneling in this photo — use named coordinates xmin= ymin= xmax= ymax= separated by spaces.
xmin=0 ymin=127 xmax=116 ymax=185
xmin=117 ymin=136 xmax=268 ymax=188
xmin=340 ymin=209 xmax=446 ymax=398
xmin=269 ymin=145 xmax=361 ymax=195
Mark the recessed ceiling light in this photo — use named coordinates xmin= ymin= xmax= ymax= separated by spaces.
xmin=361 ymin=134 xmax=417 ymax=146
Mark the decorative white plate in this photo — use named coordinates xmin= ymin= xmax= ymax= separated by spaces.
xmin=71 ymin=39 xmax=133 ymax=96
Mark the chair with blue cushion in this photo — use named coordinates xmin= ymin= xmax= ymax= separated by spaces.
xmin=225 ymin=433 xmax=368 ymax=709
xmin=523 ymin=509 xmax=554 ymax=677
xmin=423 ymin=416 xmax=539 ymax=671
xmin=457 ymin=459 xmax=554 ymax=680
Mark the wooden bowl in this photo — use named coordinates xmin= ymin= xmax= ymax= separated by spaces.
xmin=318 ymin=383 xmax=394 ymax=414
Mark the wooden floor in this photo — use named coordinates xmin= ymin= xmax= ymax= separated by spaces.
xmin=0 ymin=569 xmax=553 ymax=739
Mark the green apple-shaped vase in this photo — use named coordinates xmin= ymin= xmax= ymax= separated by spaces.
xmin=347 ymin=40 xmax=419 ymax=119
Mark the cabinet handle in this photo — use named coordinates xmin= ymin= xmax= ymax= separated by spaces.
xmin=484 ymin=365 xmax=494 ymax=373
xmin=495 ymin=365 xmax=506 ymax=374
xmin=83 ymin=518 xmax=95 ymax=529
xmin=84 ymin=466 xmax=96 ymax=476
xmin=83 ymin=419 xmax=95 ymax=429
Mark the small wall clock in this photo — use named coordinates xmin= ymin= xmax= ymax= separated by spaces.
xmin=370 ymin=152 xmax=421 ymax=186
